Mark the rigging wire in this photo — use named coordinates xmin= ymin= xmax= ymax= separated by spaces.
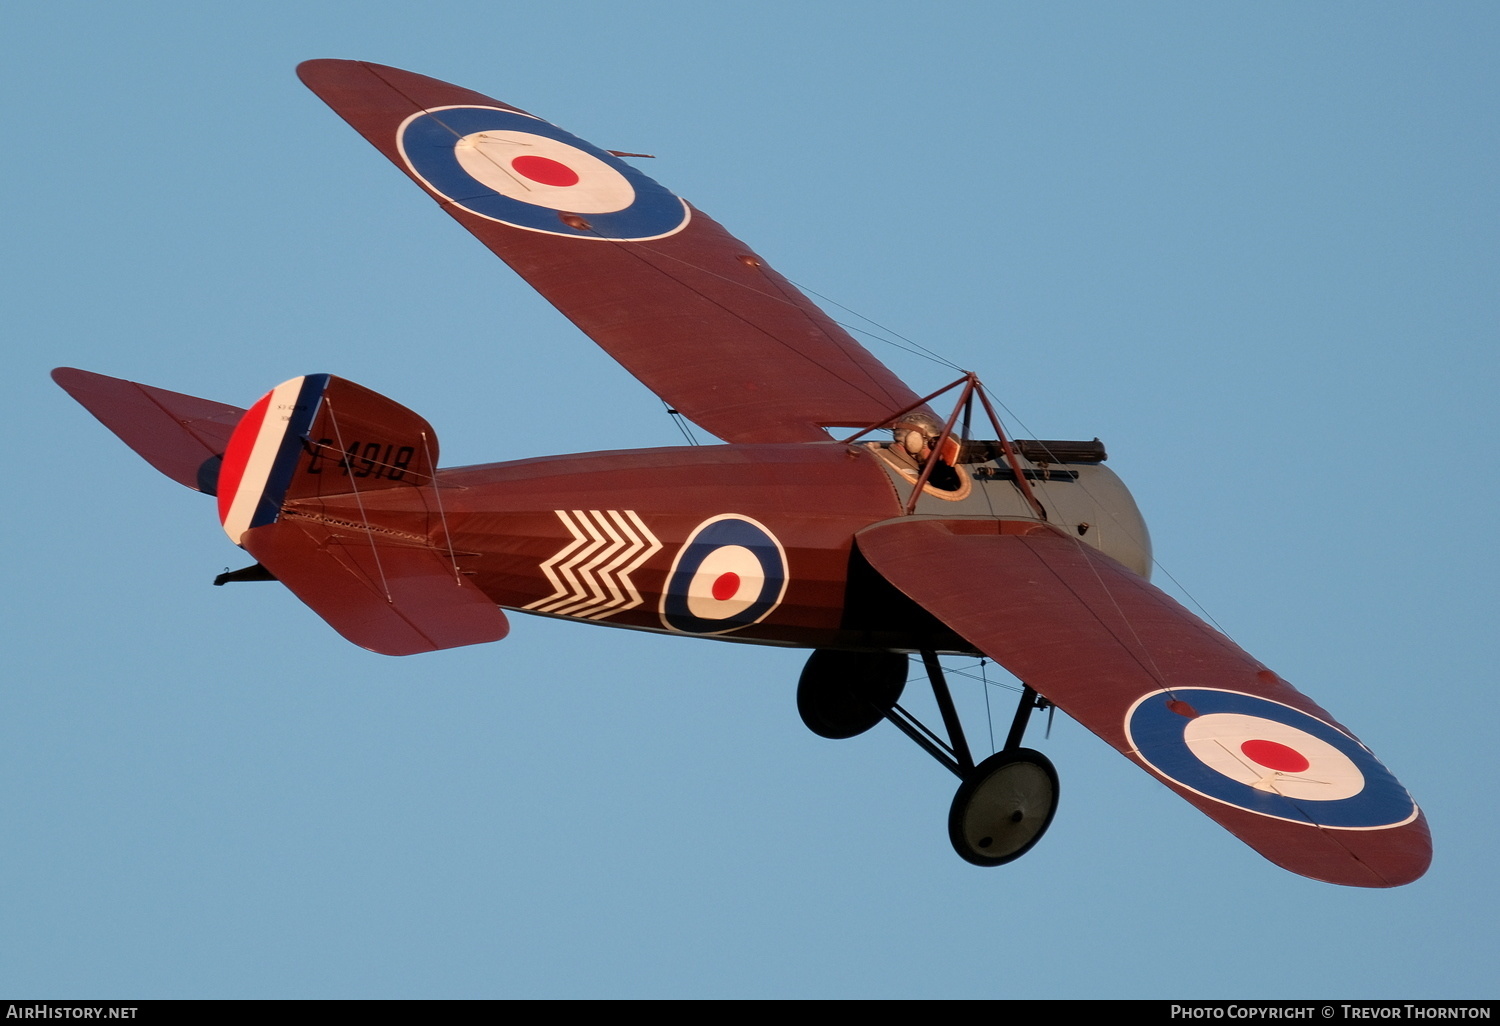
xmin=795 ymin=275 xmax=1234 ymax=643
xmin=829 ymin=321 xmax=968 ymax=372
xmin=907 ymin=654 xmax=1030 ymax=758
xmin=981 ymin=658 xmax=995 ymax=754
xmin=421 ymin=430 xmax=462 ymax=584
xmin=662 ymin=400 xmax=701 ymax=445
xmin=584 ymin=234 xmax=914 ymax=413
xmin=985 ymin=392 xmax=1236 ymax=641
xmin=323 ymin=398 xmax=392 ymax=602
xmin=787 ymin=278 xmax=965 ymax=373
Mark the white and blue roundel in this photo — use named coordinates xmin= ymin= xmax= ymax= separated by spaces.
xmin=1125 ymin=688 xmax=1417 ymax=829
xmin=660 ymin=516 xmax=788 ymax=635
xmin=397 ymin=105 xmax=689 ymax=241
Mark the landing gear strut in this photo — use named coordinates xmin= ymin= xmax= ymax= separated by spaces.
xmin=799 ymin=648 xmax=1059 ymax=866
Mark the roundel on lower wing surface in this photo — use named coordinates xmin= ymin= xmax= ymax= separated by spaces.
xmin=397 ymin=105 xmax=689 ymax=241
xmin=661 ymin=516 xmax=789 ymax=635
xmin=1125 ymin=688 xmax=1418 ymax=829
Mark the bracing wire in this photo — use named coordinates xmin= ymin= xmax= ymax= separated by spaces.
xmin=421 ymin=430 xmax=462 ymax=584
xmin=985 ymin=393 xmax=1236 ymax=641
xmin=323 ymin=398 xmax=392 ymax=603
xmin=787 ymin=279 xmax=965 ymax=373
xmin=981 ymin=658 xmax=995 ymax=754
xmin=661 ymin=400 xmax=700 ymax=445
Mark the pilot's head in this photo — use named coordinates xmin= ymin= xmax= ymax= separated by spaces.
xmin=892 ymin=411 xmax=944 ymax=456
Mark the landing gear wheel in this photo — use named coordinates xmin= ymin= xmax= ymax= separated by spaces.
xmin=796 ymin=650 xmax=907 ymax=739
xmin=948 ymin=748 xmax=1059 ymax=866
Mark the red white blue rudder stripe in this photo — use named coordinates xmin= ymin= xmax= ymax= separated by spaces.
xmin=398 ymin=106 xmax=690 ymax=241
xmin=217 ymin=375 xmax=329 ymax=544
xmin=660 ymin=515 xmax=788 ymax=635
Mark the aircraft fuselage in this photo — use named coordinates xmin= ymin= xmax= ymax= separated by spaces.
xmin=280 ymin=441 xmax=1151 ymax=652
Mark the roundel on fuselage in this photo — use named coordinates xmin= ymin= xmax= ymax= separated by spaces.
xmin=660 ymin=515 xmax=788 ymax=635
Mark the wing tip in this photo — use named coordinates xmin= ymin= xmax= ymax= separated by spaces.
xmin=296 ymin=56 xmax=358 ymax=74
xmin=51 ymin=365 xmax=94 ymax=390
xmin=295 ymin=58 xmax=374 ymax=90
xmin=1267 ymin=807 xmax=1432 ymax=889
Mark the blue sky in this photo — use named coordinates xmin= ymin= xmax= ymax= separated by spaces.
xmin=3 ymin=1 xmax=1496 ymax=998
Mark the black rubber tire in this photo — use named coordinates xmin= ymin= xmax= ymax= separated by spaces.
xmin=948 ymin=748 xmax=1059 ymax=866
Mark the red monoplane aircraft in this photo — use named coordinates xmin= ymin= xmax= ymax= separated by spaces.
xmin=54 ymin=60 xmax=1430 ymax=886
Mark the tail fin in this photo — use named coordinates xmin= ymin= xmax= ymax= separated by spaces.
xmin=215 ymin=374 xmax=440 ymax=544
xmin=52 ymin=368 xmax=244 ymax=493
xmin=217 ymin=374 xmax=507 ymax=655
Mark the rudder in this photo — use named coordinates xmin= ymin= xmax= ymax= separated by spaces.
xmin=216 ymin=374 xmax=440 ymax=544
xmin=218 ymin=373 xmax=506 ymax=654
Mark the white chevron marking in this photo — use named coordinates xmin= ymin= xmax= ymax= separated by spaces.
xmin=525 ymin=511 xmax=590 ymax=612
xmin=611 ymin=510 xmax=662 ymax=614
xmin=551 ymin=510 xmax=625 ymax=617
xmin=539 ymin=509 xmax=608 ymax=614
xmin=524 ymin=509 xmax=663 ymax=619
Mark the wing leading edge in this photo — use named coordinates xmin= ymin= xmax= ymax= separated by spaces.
xmin=855 ymin=518 xmax=1430 ymax=887
xmin=297 ymin=59 xmax=930 ymax=444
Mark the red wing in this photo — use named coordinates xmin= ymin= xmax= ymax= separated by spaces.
xmin=856 ymin=518 xmax=1430 ymax=887
xmin=297 ymin=59 xmax=929 ymax=444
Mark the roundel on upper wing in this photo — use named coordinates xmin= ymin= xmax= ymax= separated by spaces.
xmin=397 ymin=105 xmax=690 ymax=241
xmin=1125 ymin=688 xmax=1418 ymax=829
xmin=661 ymin=516 xmax=788 ymax=635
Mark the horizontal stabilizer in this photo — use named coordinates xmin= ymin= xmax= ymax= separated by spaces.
xmin=52 ymin=368 xmax=244 ymax=493
xmin=856 ymin=517 xmax=1431 ymax=887
xmin=241 ymin=519 xmax=508 ymax=656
